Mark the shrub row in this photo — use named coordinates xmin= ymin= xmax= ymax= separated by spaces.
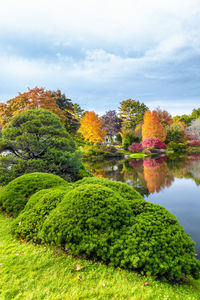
xmin=0 ymin=172 xmax=199 ymax=280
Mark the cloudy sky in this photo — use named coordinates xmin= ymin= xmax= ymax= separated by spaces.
xmin=0 ymin=0 xmax=200 ymax=115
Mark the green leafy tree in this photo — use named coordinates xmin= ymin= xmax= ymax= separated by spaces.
xmin=119 ymin=99 xmax=148 ymax=130
xmin=0 ymin=109 xmax=81 ymax=184
xmin=51 ymin=90 xmax=82 ymax=134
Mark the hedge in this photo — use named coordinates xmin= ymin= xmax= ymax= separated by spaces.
xmin=0 ymin=172 xmax=69 ymax=216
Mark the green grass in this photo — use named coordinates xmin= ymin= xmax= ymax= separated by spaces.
xmin=0 ymin=214 xmax=200 ymax=300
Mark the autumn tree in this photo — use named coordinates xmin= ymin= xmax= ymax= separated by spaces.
xmin=118 ymin=99 xmax=148 ymax=130
xmin=142 ymin=110 xmax=166 ymax=141
xmin=79 ymin=111 xmax=106 ymax=143
xmin=156 ymin=107 xmax=173 ymax=128
xmin=0 ymin=87 xmax=65 ymax=129
xmin=101 ymin=110 xmax=122 ymax=141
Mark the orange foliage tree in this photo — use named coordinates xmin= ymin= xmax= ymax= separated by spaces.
xmin=142 ymin=110 xmax=166 ymax=141
xmin=79 ymin=111 xmax=106 ymax=143
xmin=0 ymin=87 xmax=66 ymax=129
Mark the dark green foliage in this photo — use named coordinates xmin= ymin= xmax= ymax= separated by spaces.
xmin=0 ymin=172 xmax=69 ymax=216
xmin=166 ymin=125 xmax=185 ymax=143
xmin=115 ymin=201 xmax=200 ymax=280
xmin=76 ymin=163 xmax=93 ymax=180
xmin=51 ymin=90 xmax=81 ymax=134
xmin=122 ymin=131 xmax=139 ymax=151
xmin=167 ymin=141 xmax=188 ymax=154
xmin=0 ymin=109 xmax=81 ymax=183
xmin=39 ymin=184 xmax=200 ymax=280
xmin=73 ymin=176 xmax=144 ymax=203
xmin=11 ymin=186 xmax=72 ymax=241
xmin=40 ymin=184 xmax=133 ymax=258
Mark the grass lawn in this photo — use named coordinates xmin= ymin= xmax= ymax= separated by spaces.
xmin=0 ymin=214 xmax=200 ymax=300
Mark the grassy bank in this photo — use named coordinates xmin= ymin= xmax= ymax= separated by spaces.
xmin=0 ymin=214 xmax=200 ymax=300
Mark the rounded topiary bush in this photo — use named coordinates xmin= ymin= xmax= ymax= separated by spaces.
xmin=39 ymin=184 xmax=200 ymax=280
xmin=73 ymin=177 xmax=144 ymax=205
xmin=40 ymin=184 xmax=133 ymax=260
xmin=0 ymin=172 xmax=69 ymax=216
xmin=11 ymin=186 xmax=72 ymax=241
xmin=113 ymin=201 xmax=200 ymax=280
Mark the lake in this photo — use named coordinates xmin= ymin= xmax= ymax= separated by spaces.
xmin=83 ymin=154 xmax=200 ymax=257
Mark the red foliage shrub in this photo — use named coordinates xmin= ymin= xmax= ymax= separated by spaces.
xmin=186 ymin=140 xmax=200 ymax=147
xmin=142 ymin=137 xmax=166 ymax=149
xmin=128 ymin=143 xmax=143 ymax=153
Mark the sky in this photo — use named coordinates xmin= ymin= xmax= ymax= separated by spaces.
xmin=0 ymin=0 xmax=200 ymax=116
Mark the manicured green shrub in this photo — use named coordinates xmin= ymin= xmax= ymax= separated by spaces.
xmin=39 ymin=184 xmax=200 ymax=280
xmin=167 ymin=141 xmax=188 ymax=154
xmin=39 ymin=184 xmax=133 ymax=258
xmin=0 ymin=172 xmax=69 ymax=216
xmin=11 ymin=186 xmax=72 ymax=241
xmin=73 ymin=176 xmax=144 ymax=204
xmin=113 ymin=201 xmax=200 ymax=280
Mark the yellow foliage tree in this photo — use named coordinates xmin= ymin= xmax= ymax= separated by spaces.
xmin=142 ymin=110 xmax=166 ymax=141
xmin=79 ymin=111 xmax=106 ymax=143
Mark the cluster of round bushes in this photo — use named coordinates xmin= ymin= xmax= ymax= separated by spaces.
xmin=0 ymin=172 xmax=199 ymax=280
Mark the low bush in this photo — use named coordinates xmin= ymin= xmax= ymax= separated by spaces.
xmin=167 ymin=142 xmax=188 ymax=154
xmin=39 ymin=184 xmax=200 ymax=280
xmin=142 ymin=137 xmax=166 ymax=149
xmin=11 ymin=187 xmax=72 ymax=241
xmin=0 ymin=172 xmax=69 ymax=216
xmin=186 ymin=140 xmax=200 ymax=147
xmin=73 ymin=176 xmax=144 ymax=203
xmin=39 ymin=184 xmax=134 ymax=257
xmin=128 ymin=143 xmax=143 ymax=153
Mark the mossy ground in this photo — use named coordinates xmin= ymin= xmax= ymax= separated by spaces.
xmin=0 ymin=214 xmax=200 ymax=300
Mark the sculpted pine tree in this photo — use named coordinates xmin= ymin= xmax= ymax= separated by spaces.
xmin=79 ymin=112 xmax=106 ymax=143
xmin=142 ymin=110 xmax=166 ymax=141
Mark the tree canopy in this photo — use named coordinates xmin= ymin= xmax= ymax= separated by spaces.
xmin=79 ymin=111 xmax=106 ymax=143
xmin=101 ymin=110 xmax=122 ymax=140
xmin=0 ymin=109 xmax=81 ymax=184
xmin=142 ymin=110 xmax=166 ymax=141
xmin=118 ymin=99 xmax=148 ymax=130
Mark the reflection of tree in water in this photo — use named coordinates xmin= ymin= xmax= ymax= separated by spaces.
xmin=122 ymin=160 xmax=149 ymax=197
xmin=143 ymin=157 xmax=174 ymax=194
xmin=167 ymin=157 xmax=188 ymax=178
xmin=83 ymin=154 xmax=200 ymax=195
xmin=186 ymin=155 xmax=200 ymax=185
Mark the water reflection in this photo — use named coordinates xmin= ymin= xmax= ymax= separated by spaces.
xmin=83 ymin=155 xmax=200 ymax=255
xmin=84 ymin=155 xmax=200 ymax=195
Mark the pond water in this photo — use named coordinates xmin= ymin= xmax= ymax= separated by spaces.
xmin=83 ymin=154 xmax=200 ymax=257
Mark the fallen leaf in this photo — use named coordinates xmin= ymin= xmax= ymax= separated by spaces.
xmin=117 ymin=267 xmax=122 ymax=271
xmin=75 ymin=264 xmax=84 ymax=271
xmin=141 ymin=282 xmax=149 ymax=286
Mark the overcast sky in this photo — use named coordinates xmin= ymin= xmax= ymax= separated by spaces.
xmin=0 ymin=0 xmax=200 ymax=116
